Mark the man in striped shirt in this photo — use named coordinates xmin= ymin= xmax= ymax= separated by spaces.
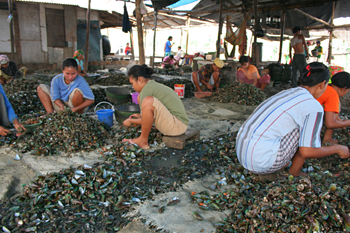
xmin=236 ymin=62 xmax=349 ymax=177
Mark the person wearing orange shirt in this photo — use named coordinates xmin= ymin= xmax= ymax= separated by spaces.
xmin=236 ymin=56 xmax=270 ymax=90
xmin=317 ymin=71 xmax=350 ymax=143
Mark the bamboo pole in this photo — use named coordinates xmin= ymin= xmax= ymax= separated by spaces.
xmin=7 ymin=0 xmax=14 ymax=60
xmin=278 ymin=9 xmax=286 ymax=63
xmin=216 ymin=0 xmax=223 ymax=58
xmin=253 ymin=0 xmax=258 ymax=65
xmin=293 ymin=8 xmax=330 ymax=27
xmin=327 ymin=1 xmax=335 ymax=64
xmin=129 ymin=29 xmax=135 ymax=61
xmin=136 ymin=0 xmax=145 ymax=64
xmin=84 ymin=0 xmax=91 ymax=71
xmin=186 ymin=17 xmax=190 ymax=54
xmin=152 ymin=11 xmax=158 ymax=69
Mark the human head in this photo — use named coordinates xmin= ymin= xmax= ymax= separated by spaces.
xmin=168 ymin=36 xmax=173 ymax=41
xmin=293 ymin=27 xmax=301 ymax=34
xmin=330 ymin=71 xmax=350 ymax=97
xmin=73 ymin=50 xmax=84 ymax=60
xmin=178 ymin=46 xmax=181 ymax=50
xmin=316 ymin=41 xmax=320 ymax=45
xmin=213 ymin=58 xmax=224 ymax=70
xmin=126 ymin=43 xmax=129 ymax=46
xmin=169 ymin=55 xmax=174 ymax=59
xmin=239 ymin=55 xmax=249 ymax=68
xmin=184 ymin=53 xmax=189 ymax=58
xmin=128 ymin=64 xmax=153 ymax=93
xmin=62 ymin=58 xmax=78 ymax=83
xmin=0 ymin=55 xmax=9 ymax=68
xmin=299 ymin=62 xmax=329 ymax=98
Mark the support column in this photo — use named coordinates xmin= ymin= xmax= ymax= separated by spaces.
xmin=136 ymin=0 xmax=145 ymax=65
xmin=152 ymin=11 xmax=158 ymax=69
xmin=7 ymin=0 xmax=14 ymax=60
xmin=186 ymin=16 xmax=190 ymax=54
xmin=253 ymin=0 xmax=258 ymax=65
xmin=130 ymin=29 xmax=135 ymax=61
xmin=84 ymin=0 xmax=91 ymax=71
xmin=278 ymin=9 xmax=286 ymax=63
xmin=327 ymin=1 xmax=335 ymax=64
xmin=216 ymin=0 xmax=223 ymax=58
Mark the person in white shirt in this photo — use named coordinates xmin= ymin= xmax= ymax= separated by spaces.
xmin=236 ymin=62 xmax=349 ymax=177
xmin=174 ymin=46 xmax=183 ymax=66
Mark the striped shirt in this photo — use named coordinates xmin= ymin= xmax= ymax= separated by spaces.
xmin=236 ymin=87 xmax=323 ymax=173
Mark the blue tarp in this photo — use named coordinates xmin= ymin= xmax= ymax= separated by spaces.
xmin=167 ymin=0 xmax=198 ymax=8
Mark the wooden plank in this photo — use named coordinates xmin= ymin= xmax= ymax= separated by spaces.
xmin=278 ymin=9 xmax=286 ymax=63
xmin=136 ymin=0 xmax=145 ymax=65
xmin=216 ymin=0 xmax=223 ymax=58
xmin=327 ymin=1 xmax=335 ymax=64
xmin=84 ymin=0 xmax=91 ymax=71
xmin=163 ymin=129 xmax=200 ymax=150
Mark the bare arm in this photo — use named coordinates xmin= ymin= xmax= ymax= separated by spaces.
xmin=289 ymin=43 xmax=292 ymax=60
xmin=301 ymin=35 xmax=309 ymax=58
xmin=54 ymin=99 xmax=65 ymax=110
xmin=324 ymin=111 xmax=350 ymax=129
xmin=299 ymin=145 xmax=349 ymax=159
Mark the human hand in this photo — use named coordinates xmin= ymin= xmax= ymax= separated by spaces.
xmin=0 ymin=78 xmax=5 ymax=85
xmin=123 ymin=118 xmax=132 ymax=127
xmin=0 ymin=126 xmax=9 ymax=136
xmin=337 ymin=145 xmax=350 ymax=159
xmin=129 ymin=114 xmax=141 ymax=119
xmin=206 ymin=84 xmax=212 ymax=90
xmin=13 ymin=120 xmax=26 ymax=135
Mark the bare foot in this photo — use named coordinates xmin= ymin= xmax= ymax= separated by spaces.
xmin=289 ymin=170 xmax=307 ymax=177
xmin=322 ymin=138 xmax=339 ymax=144
xmin=122 ymin=137 xmax=150 ymax=149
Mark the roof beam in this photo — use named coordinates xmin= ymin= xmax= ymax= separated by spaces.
xmin=293 ymin=8 xmax=331 ymax=27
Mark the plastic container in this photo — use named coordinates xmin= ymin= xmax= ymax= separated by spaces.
xmin=174 ymin=84 xmax=185 ymax=98
xmin=114 ymin=105 xmax=140 ymax=124
xmin=130 ymin=92 xmax=139 ymax=104
xmin=94 ymin=102 xmax=115 ymax=127
xmin=106 ymin=87 xmax=131 ymax=104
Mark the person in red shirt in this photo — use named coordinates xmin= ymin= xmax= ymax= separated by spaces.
xmin=125 ymin=43 xmax=131 ymax=55
xmin=317 ymin=71 xmax=350 ymax=143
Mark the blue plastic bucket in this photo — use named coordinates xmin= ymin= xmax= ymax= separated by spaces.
xmin=94 ymin=101 xmax=115 ymax=127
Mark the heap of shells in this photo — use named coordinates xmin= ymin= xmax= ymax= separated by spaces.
xmin=207 ymin=82 xmax=267 ymax=106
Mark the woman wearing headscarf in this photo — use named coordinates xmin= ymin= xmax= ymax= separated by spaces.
xmin=0 ymin=55 xmax=28 ymax=85
xmin=73 ymin=50 xmax=88 ymax=77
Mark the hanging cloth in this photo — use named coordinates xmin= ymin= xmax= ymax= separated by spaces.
xmin=224 ymin=17 xmax=247 ymax=46
xmin=122 ymin=1 xmax=132 ymax=33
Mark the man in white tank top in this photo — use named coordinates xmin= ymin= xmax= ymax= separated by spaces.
xmin=289 ymin=27 xmax=309 ymax=87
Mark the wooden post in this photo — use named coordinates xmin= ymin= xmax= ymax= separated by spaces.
xmin=84 ymin=0 xmax=91 ymax=71
xmin=7 ymin=0 xmax=14 ymax=60
xmin=152 ymin=11 xmax=158 ymax=69
xmin=253 ymin=0 xmax=258 ymax=65
xmin=136 ymin=0 xmax=145 ymax=65
xmin=129 ymin=29 xmax=135 ymax=61
xmin=278 ymin=9 xmax=286 ymax=63
xmin=327 ymin=1 xmax=335 ymax=64
xmin=186 ymin=16 xmax=190 ymax=54
xmin=180 ymin=28 xmax=183 ymax=48
xmin=216 ymin=0 xmax=223 ymax=58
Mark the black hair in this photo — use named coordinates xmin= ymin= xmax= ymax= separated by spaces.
xmin=331 ymin=72 xmax=350 ymax=89
xmin=239 ymin=55 xmax=249 ymax=65
xmin=169 ymin=54 xmax=174 ymax=59
xmin=168 ymin=36 xmax=172 ymax=40
xmin=128 ymin=64 xmax=153 ymax=80
xmin=299 ymin=62 xmax=329 ymax=87
xmin=62 ymin=58 xmax=78 ymax=70
xmin=293 ymin=27 xmax=301 ymax=34
xmin=178 ymin=46 xmax=181 ymax=49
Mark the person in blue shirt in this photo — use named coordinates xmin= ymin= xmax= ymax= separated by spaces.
xmin=0 ymin=84 xmax=25 ymax=136
xmin=37 ymin=58 xmax=95 ymax=114
xmin=164 ymin=36 xmax=174 ymax=57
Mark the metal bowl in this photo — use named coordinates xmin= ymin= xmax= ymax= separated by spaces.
xmin=114 ymin=104 xmax=140 ymax=124
xmin=106 ymin=87 xmax=131 ymax=104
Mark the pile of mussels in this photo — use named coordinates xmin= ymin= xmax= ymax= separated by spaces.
xmin=207 ymin=82 xmax=267 ymax=106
